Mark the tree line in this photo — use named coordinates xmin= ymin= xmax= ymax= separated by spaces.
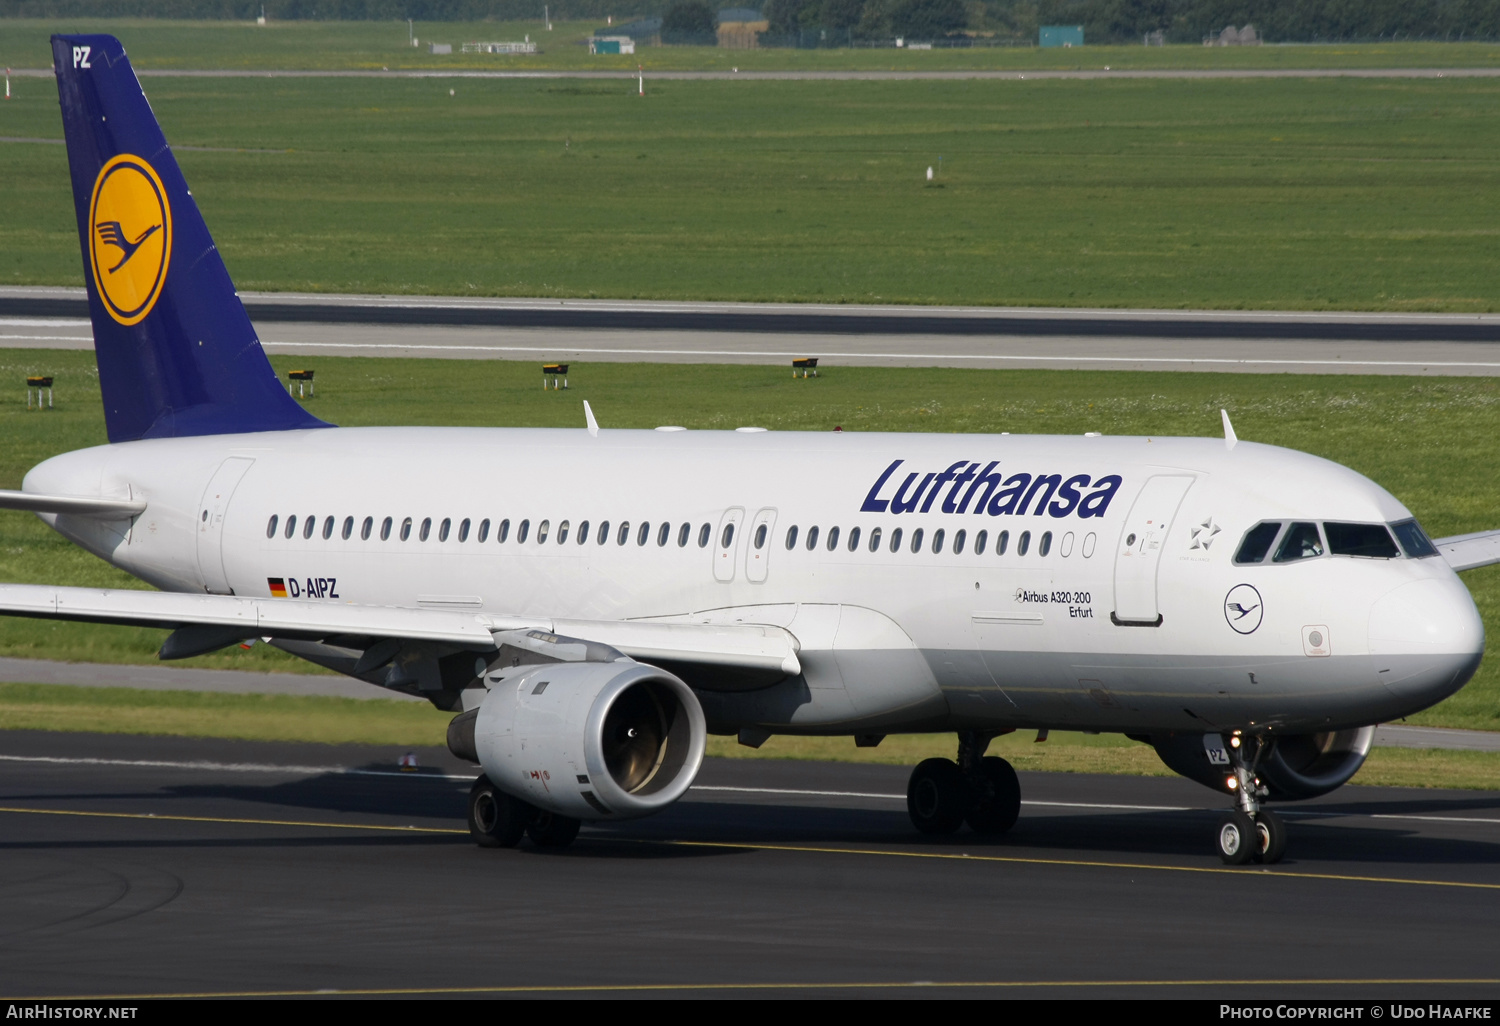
xmin=5 ymin=0 xmax=1500 ymax=42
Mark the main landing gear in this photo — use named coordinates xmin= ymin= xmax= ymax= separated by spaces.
xmin=468 ymin=776 xmax=581 ymax=850
xmin=1215 ymin=734 xmax=1287 ymax=866
xmin=907 ymin=731 xmax=1021 ymax=837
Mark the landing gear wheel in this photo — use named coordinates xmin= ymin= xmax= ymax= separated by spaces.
xmin=964 ymin=756 xmax=1021 ymax=836
xmin=468 ymin=777 xmax=531 ymax=849
xmin=1217 ymin=810 xmax=1258 ymax=865
xmin=1255 ymin=809 xmax=1287 ymax=865
xmin=907 ymin=757 xmax=969 ymax=835
xmin=527 ymin=810 xmax=582 ymax=848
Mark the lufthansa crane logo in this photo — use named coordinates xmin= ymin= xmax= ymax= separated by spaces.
xmin=88 ymin=154 xmax=172 ymax=326
xmin=1224 ymin=583 xmax=1264 ymax=635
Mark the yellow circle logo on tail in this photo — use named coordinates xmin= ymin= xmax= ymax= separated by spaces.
xmin=88 ymin=155 xmax=172 ymax=326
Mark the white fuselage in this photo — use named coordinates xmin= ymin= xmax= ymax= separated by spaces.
xmin=25 ymin=425 xmax=1484 ymax=737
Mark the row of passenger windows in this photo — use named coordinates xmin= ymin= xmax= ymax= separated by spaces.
xmin=267 ymin=513 xmax=717 ymax=548
xmin=265 ymin=512 xmax=1094 ymax=559
xmin=1233 ymin=518 xmax=1437 ymax=565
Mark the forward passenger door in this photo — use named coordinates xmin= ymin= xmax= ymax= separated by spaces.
xmin=1112 ymin=475 xmax=1195 ymax=624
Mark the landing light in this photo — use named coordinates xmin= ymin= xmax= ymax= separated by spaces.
xmin=1230 ymin=735 xmax=1242 ymax=749
xmin=1226 ymin=777 xmax=1239 ymax=790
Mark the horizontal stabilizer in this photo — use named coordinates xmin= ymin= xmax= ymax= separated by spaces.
xmin=0 ymin=490 xmax=145 ymax=519
xmin=1435 ymin=529 xmax=1500 ymax=572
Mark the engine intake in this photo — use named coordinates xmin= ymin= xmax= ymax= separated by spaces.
xmin=1148 ymin=726 xmax=1375 ymax=801
xmin=449 ymin=659 xmax=705 ymax=821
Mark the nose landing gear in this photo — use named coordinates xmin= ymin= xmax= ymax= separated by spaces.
xmin=1217 ymin=734 xmax=1287 ymax=865
xmin=906 ymin=731 xmax=1021 ymax=837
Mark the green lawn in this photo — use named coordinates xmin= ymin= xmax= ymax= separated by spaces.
xmin=5 ymin=72 xmax=1500 ymax=310
xmin=6 ymin=19 xmax=1500 ymax=73
xmin=0 ymin=348 xmax=1495 ymax=732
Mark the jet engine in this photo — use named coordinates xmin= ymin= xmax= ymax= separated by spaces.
xmin=1147 ymin=726 xmax=1375 ymax=801
xmin=448 ymin=659 xmax=706 ymax=821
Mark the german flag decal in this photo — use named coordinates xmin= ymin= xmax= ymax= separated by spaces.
xmin=267 ymin=577 xmax=287 ymax=598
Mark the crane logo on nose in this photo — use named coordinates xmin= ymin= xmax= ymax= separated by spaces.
xmin=1224 ymin=584 xmax=1263 ymax=634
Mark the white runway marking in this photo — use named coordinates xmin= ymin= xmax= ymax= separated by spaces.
xmin=0 ymin=753 xmax=471 ymax=781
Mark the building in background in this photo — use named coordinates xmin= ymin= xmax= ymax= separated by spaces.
xmin=1039 ymin=24 xmax=1083 ymax=47
xmin=717 ymin=8 xmax=768 ymax=48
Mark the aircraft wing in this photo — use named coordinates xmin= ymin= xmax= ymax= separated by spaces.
xmin=1434 ymin=530 xmax=1500 ymax=572
xmin=0 ymin=490 xmax=145 ymax=519
xmin=0 ymin=584 xmax=801 ymax=675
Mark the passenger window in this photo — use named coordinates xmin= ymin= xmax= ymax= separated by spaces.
xmin=558 ymin=521 xmax=570 ymax=545
xmin=303 ymin=516 xmax=315 ymax=540
xmin=419 ymin=517 xmax=432 ymax=542
xmin=497 ymin=519 xmax=510 ymax=543
xmin=1325 ymin=522 xmax=1398 ymax=559
xmin=754 ymin=524 xmax=768 ymax=549
xmin=656 ymin=522 xmax=669 ymax=546
xmin=342 ymin=516 xmax=354 ymax=540
xmin=439 ymin=518 xmax=452 ymax=542
xmin=266 ymin=514 xmax=279 ymax=539
xmin=806 ymin=526 xmax=820 ymax=551
xmin=478 ymin=518 xmax=490 ymax=543
xmin=457 ymin=518 xmax=469 ymax=543
xmin=930 ymin=528 xmax=945 ymax=554
xmin=868 ymin=526 xmax=882 ymax=552
xmin=677 ymin=523 xmax=689 ymax=547
xmin=361 ymin=516 xmax=373 ymax=541
xmin=826 ymin=526 xmax=840 ymax=551
xmin=785 ymin=526 xmax=799 ymax=550
xmin=1234 ymin=522 xmax=1282 ymax=564
xmin=538 ymin=520 xmax=550 ymax=544
xmin=1390 ymin=519 xmax=1438 ymax=559
xmin=619 ymin=522 xmax=631 ymax=546
xmin=578 ymin=520 xmax=589 ymax=545
xmin=910 ymin=528 xmax=924 ymax=553
xmin=953 ymin=529 xmax=966 ymax=554
xmin=974 ymin=529 xmax=987 ymax=554
xmin=401 ymin=517 xmax=413 ymax=541
xmin=721 ymin=523 xmax=735 ymax=549
xmin=1273 ymin=522 xmax=1323 ymax=562
xmin=1039 ymin=531 xmax=1052 ymax=557
xmin=284 ymin=515 xmax=297 ymax=540
xmin=848 ymin=526 xmax=861 ymax=551
xmin=380 ymin=516 xmax=392 ymax=541
xmin=322 ymin=516 xmax=334 ymax=540
xmin=698 ymin=523 xmax=711 ymax=548
xmin=517 ymin=519 xmax=530 ymax=544
xmin=597 ymin=520 xmax=609 ymax=545
xmin=997 ymin=530 xmax=1009 ymax=555
xmin=889 ymin=527 xmax=902 ymax=552
xmin=1018 ymin=530 xmax=1031 ymax=556
xmin=637 ymin=522 xmax=650 ymax=546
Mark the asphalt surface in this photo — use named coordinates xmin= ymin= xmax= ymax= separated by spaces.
xmin=7 ymin=288 xmax=1500 ymax=374
xmin=1 ymin=730 xmax=1497 ymax=999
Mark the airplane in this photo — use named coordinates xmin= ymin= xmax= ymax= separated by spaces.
xmin=4 ymin=33 xmax=1497 ymax=864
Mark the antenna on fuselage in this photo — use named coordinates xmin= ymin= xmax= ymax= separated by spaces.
xmin=584 ymin=400 xmax=599 ymax=438
xmin=1221 ymin=409 xmax=1238 ymax=451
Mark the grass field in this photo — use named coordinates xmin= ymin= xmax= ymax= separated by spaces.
xmin=5 ymin=70 xmax=1500 ymax=310
xmin=7 ymin=19 xmax=1500 ymax=73
xmin=2 ymin=682 xmax=1493 ymax=789
xmin=0 ymin=348 xmax=1494 ymax=732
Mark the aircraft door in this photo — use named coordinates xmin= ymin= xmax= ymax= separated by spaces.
xmin=713 ymin=507 xmax=745 ymax=583
xmin=195 ymin=457 xmax=255 ymax=595
xmin=1112 ymin=474 xmax=1194 ymax=624
xmin=745 ymin=508 xmax=777 ymax=583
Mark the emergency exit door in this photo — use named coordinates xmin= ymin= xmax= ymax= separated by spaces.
xmin=1112 ymin=475 xmax=1194 ymax=624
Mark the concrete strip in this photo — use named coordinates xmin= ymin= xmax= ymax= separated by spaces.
xmin=1374 ymin=724 xmax=1500 ymax=752
xmin=0 ymin=656 xmax=422 ymax=702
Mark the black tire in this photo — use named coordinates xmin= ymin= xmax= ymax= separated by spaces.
xmin=468 ymin=777 xmax=531 ymax=849
xmin=965 ymin=756 xmax=1022 ymax=836
xmin=527 ymin=810 xmax=582 ymax=848
xmin=1256 ymin=809 xmax=1288 ymax=865
xmin=1217 ymin=811 xmax=1258 ymax=865
xmin=907 ymin=757 xmax=968 ymax=835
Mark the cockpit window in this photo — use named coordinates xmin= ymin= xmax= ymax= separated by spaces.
xmin=1390 ymin=519 xmax=1438 ymax=559
xmin=1273 ymin=522 xmax=1323 ymax=563
xmin=1324 ymin=522 xmax=1399 ymax=559
xmin=1234 ymin=522 xmax=1282 ymax=564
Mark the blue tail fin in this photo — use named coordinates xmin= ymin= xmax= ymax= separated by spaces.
xmin=51 ymin=34 xmax=329 ymax=443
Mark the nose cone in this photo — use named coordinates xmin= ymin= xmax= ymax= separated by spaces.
xmin=1369 ymin=576 xmax=1485 ymax=712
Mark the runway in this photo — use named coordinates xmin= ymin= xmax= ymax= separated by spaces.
xmin=2 ymin=730 xmax=1498 ymax=999
xmin=6 ymin=288 xmax=1500 ymax=375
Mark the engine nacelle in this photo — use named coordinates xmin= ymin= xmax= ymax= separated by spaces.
xmin=450 ymin=660 xmax=706 ymax=821
xmin=1147 ymin=726 xmax=1375 ymax=801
